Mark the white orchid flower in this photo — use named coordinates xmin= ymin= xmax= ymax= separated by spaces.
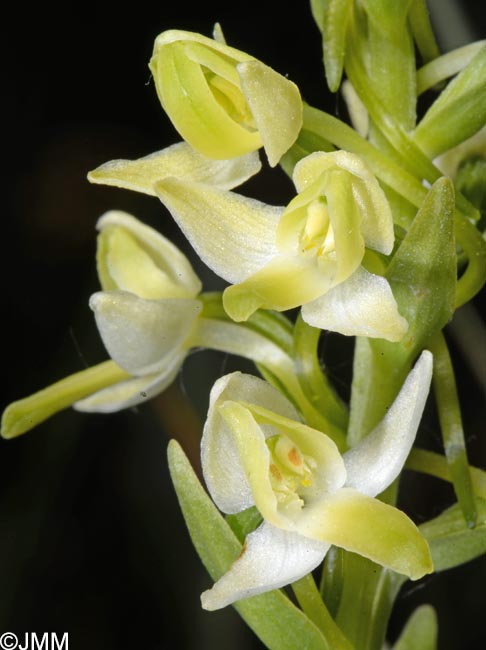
xmin=156 ymin=150 xmax=408 ymax=341
xmin=2 ymin=212 xmax=302 ymax=437
xmin=73 ymin=210 xmax=203 ymax=413
xmin=200 ymin=350 xmax=433 ymax=610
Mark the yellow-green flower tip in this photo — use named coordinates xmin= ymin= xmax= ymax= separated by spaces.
xmin=149 ymin=30 xmax=302 ymax=166
xmin=96 ymin=210 xmax=202 ymax=299
xmin=1 ymin=361 xmax=130 ymax=438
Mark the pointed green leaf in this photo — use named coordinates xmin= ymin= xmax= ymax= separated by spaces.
xmin=167 ymin=440 xmax=330 ymax=650
xmin=315 ymin=0 xmax=354 ymax=92
xmin=348 ymin=178 xmax=455 ymax=443
xmin=359 ymin=0 xmax=417 ymax=131
xmin=387 ymin=177 xmax=456 ymax=353
xmin=392 ymin=605 xmax=438 ymax=650
xmin=429 ymin=332 xmax=477 ymax=527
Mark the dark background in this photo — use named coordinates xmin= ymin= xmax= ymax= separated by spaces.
xmin=2 ymin=2 xmax=485 ymax=649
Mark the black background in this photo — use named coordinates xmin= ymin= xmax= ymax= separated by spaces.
xmin=2 ymin=2 xmax=485 ymax=649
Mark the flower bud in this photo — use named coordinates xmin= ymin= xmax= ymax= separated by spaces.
xmin=149 ymin=30 xmax=302 ymax=166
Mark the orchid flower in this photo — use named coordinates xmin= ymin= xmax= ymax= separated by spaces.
xmin=1 ymin=211 xmax=203 ymax=437
xmin=2 ymin=211 xmax=304 ymax=437
xmin=149 ymin=29 xmax=302 ymax=166
xmin=156 ymin=150 xmax=408 ymax=341
xmin=73 ymin=210 xmax=203 ymax=413
xmin=200 ymin=350 xmax=433 ymax=610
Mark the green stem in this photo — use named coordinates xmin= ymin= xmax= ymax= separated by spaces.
xmin=428 ymin=332 xmax=477 ymax=527
xmin=1 ymin=360 xmax=130 ymax=439
xmin=302 ymin=103 xmax=427 ymax=215
xmin=406 ymin=448 xmax=486 ymax=499
xmin=292 ymin=573 xmax=353 ymax=650
xmin=454 ymin=211 xmax=486 ymax=307
xmin=293 ymin=314 xmax=349 ymax=432
xmin=416 ymin=40 xmax=486 ymax=94
xmin=200 ymin=291 xmax=294 ymax=355
xmin=333 ymin=553 xmax=406 ymax=650
xmin=193 ymin=315 xmax=347 ymax=450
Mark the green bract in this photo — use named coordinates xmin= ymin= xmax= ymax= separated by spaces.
xmin=156 ymin=150 xmax=408 ymax=341
xmin=200 ymin=351 xmax=433 ymax=610
xmin=149 ymin=30 xmax=303 ymax=166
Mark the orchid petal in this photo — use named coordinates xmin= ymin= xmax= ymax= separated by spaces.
xmin=201 ymin=521 xmax=328 ymax=610
xmin=276 ymin=169 xmax=364 ymax=285
xmin=217 ymin=401 xmax=280 ymax=525
xmin=218 ymin=400 xmax=347 ymax=530
xmin=155 ymin=177 xmax=282 ymax=283
xmin=242 ymin=402 xmax=347 ymax=502
xmin=343 ymin=351 xmax=433 ymax=497
xmin=74 ymin=351 xmax=186 ymax=413
xmin=297 ymin=487 xmax=433 ymax=579
xmin=96 ymin=211 xmax=201 ymax=298
xmin=149 ymin=38 xmax=262 ymax=159
xmin=301 ymin=267 xmax=408 ymax=341
xmin=88 ymin=142 xmax=262 ymax=194
xmin=238 ymin=60 xmax=303 ymax=167
xmin=293 ymin=151 xmax=394 ymax=254
xmin=202 ymin=372 xmax=300 ymax=515
xmin=152 ymin=29 xmax=255 ymax=65
xmin=90 ymin=291 xmax=201 ymax=375
xmin=324 ymin=169 xmax=365 ymax=283
xmin=223 ymin=255 xmax=335 ymax=322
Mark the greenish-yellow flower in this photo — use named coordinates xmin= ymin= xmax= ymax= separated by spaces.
xmin=149 ymin=29 xmax=303 ymax=166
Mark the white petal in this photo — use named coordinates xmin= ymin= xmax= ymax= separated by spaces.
xmin=88 ymin=142 xmax=261 ymax=194
xmin=201 ymin=372 xmax=300 ymax=515
xmin=343 ymin=351 xmax=433 ymax=497
xmin=155 ymin=177 xmax=282 ymax=283
xmin=96 ymin=210 xmax=201 ymax=298
xmin=73 ymin=351 xmax=186 ymax=412
xmin=201 ymin=522 xmax=328 ymax=610
xmin=301 ymin=267 xmax=409 ymax=342
xmin=90 ymin=291 xmax=201 ymax=375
